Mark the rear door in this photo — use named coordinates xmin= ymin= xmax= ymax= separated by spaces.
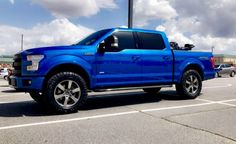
xmin=136 ymin=32 xmax=173 ymax=84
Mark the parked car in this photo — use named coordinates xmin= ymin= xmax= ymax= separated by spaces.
xmin=0 ymin=68 xmax=9 ymax=80
xmin=7 ymin=68 xmax=13 ymax=81
xmin=9 ymin=28 xmax=215 ymax=113
xmin=215 ymin=64 xmax=236 ymax=77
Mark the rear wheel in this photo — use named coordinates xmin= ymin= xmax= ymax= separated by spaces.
xmin=44 ymin=72 xmax=87 ymax=113
xmin=143 ymin=87 xmax=161 ymax=94
xmin=230 ymin=71 xmax=235 ymax=77
xmin=176 ymin=70 xmax=202 ymax=99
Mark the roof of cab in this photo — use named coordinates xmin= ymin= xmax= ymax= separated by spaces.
xmin=108 ymin=27 xmax=165 ymax=35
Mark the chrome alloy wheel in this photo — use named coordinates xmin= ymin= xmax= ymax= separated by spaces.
xmin=184 ymin=75 xmax=199 ymax=94
xmin=54 ymin=80 xmax=81 ymax=108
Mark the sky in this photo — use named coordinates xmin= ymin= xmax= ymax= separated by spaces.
xmin=0 ymin=0 xmax=236 ymax=55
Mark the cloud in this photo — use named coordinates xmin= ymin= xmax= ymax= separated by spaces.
xmin=9 ymin=0 xmax=14 ymax=4
xmin=144 ymin=0 xmax=235 ymax=54
xmin=170 ymin=0 xmax=236 ymax=38
xmin=156 ymin=20 xmax=193 ymax=46
xmin=32 ymin=0 xmax=118 ymax=18
xmin=190 ymin=35 xmax=236 ymax=54
xmin=156 ymin=20 xmax=236 ymax=54
xmin=0 ymin=19 xmax=94 ymax=55
xmin=134 ymin=0 xmax=177 ymax=27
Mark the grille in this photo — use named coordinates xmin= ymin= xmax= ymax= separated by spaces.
xmin=12 ymin=54 xmax=22 ymax=76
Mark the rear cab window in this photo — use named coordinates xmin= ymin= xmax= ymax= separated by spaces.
xmin=137 ymin=32 xmax=165 ymax=50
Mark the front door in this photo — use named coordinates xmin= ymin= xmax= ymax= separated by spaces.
xmin=95 ymin=31 xmax=142 ymax=88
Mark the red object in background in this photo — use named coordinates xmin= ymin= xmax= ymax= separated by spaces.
xmin=210 ymin=57 xmax=215 ymax=68
xmin=7 ymin=69 xmax=13 ymax=77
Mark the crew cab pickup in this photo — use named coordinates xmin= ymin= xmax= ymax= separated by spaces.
xmin=10 ymin=28 xmax=215 ymax=113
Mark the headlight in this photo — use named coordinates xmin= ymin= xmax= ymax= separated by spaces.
xmin=26 ymin=55 xmax=44 ymax=71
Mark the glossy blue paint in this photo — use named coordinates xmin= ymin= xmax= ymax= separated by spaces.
xmin=11 ymin=28 xmax=215 ymax=91
xmin=11 ymin=76 xmax=44 ymax=91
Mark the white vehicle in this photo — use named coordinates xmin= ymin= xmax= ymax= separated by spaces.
xmin=0 ymin=68 xmax=9 ymax=80
xmin=215 ymin=64 xmax=236 ymax=77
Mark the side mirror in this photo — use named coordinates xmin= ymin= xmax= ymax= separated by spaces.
xmin=98 ymin=41 xmax=106 ymax=53
xmin=98 ymin=35 xmax=119 ymax=53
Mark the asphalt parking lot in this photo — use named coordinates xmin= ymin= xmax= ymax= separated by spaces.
xmin=0 ymin=77 xmax=236 ymax=144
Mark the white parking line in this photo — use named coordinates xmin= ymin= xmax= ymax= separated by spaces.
xmin=0 ymin=83 xmax=234 ymax=130
xmin=220 ymin=99 xmax=236 ymax=103
xmin=141 ymin=102 xmax=214 ymax=112
xmin=0 ymin=101 xmax=219 ymax=131
xmin=197 ymin=98 xmax=236 ymax=107
xmin=0 ymin=98 xmax=235 ymax=130
xmin=0 ymin=111 xmax=139 ymax=130
xmin=0 ymin=102 xmax=7 ymax=104
xmin=203 ymin=84 xmax=232 ymax=89
xmin=0 ymin=93 xmax=26 ymax=98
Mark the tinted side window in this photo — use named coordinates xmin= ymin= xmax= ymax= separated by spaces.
xmin=137 ymin=32 xmax=165 ymax=50
xmin=105 ymin=31 xmax=135 ymax=52
xmin=225 ymin=64 xmax=231 ymax=68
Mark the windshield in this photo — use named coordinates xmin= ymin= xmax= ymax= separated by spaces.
xmin=75 ymin=29 xmax=111 ymax=46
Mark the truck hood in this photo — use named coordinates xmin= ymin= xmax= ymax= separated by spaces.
xmin=22 ymin=45 xmax=91 ymax=55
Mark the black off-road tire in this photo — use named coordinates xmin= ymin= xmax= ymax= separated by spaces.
xmin=143 ymin=87 xmax=161 ymax=94
xmin=176 ymin=70 xmax=202 ymax=99
xmin=29 ymin=92 xmax=44 ymax=104
xmin=3 ymin=76 xmax=8 ymax=80
xmin=44 ymin=72 xmax=88 ymax=114
xmin=230 ymin=71 xmax=235 ymax=77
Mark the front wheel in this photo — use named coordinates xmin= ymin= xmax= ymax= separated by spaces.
xmin=230 ymin=71 xmax=235 ymax=77
xmin=3 ymin=76 xmax=8 ymax=80
xmin=176 ymin=70 xmax=202 ymax=99
xmin=44 ymin=72 xmax=88 ymax=113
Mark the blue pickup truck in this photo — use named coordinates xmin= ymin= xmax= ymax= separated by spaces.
xmin=10 ymin=28 xmax=215 ymax=113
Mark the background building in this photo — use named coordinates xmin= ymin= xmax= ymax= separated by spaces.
xmin=0 ymin=55 xmax=13 ymax=68
xmin=214 ymin=54 xmax=236 ymax=67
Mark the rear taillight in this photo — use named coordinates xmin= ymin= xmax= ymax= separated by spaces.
xmin=210 ymin=57 xmax=215 ymax=68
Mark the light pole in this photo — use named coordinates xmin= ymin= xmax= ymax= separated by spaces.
xmin=211 ymin=46 xmax=214 ymax=54
xmin=128 ymin=0 xmax=133 ymax=28
xmin=21 ymin=34 xmax=24 ymax=51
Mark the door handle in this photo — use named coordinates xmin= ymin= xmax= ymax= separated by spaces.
xmin=163 ymin=56 xmax=171 ymax=61
xmin=132 ymin=55 xmax=141 ymax=62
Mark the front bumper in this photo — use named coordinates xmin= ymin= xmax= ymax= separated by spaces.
xmin=9 ymin=76 xmax=45 ymax=92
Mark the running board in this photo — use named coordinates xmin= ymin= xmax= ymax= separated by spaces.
xmin=93 ymin=85 xmax=173 ymax=92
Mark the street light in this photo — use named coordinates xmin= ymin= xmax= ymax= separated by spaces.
xmin=211 ymin=46 xmax=214 ymax=54
xmin=21 ymin=34 xmax=24 ymax=51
